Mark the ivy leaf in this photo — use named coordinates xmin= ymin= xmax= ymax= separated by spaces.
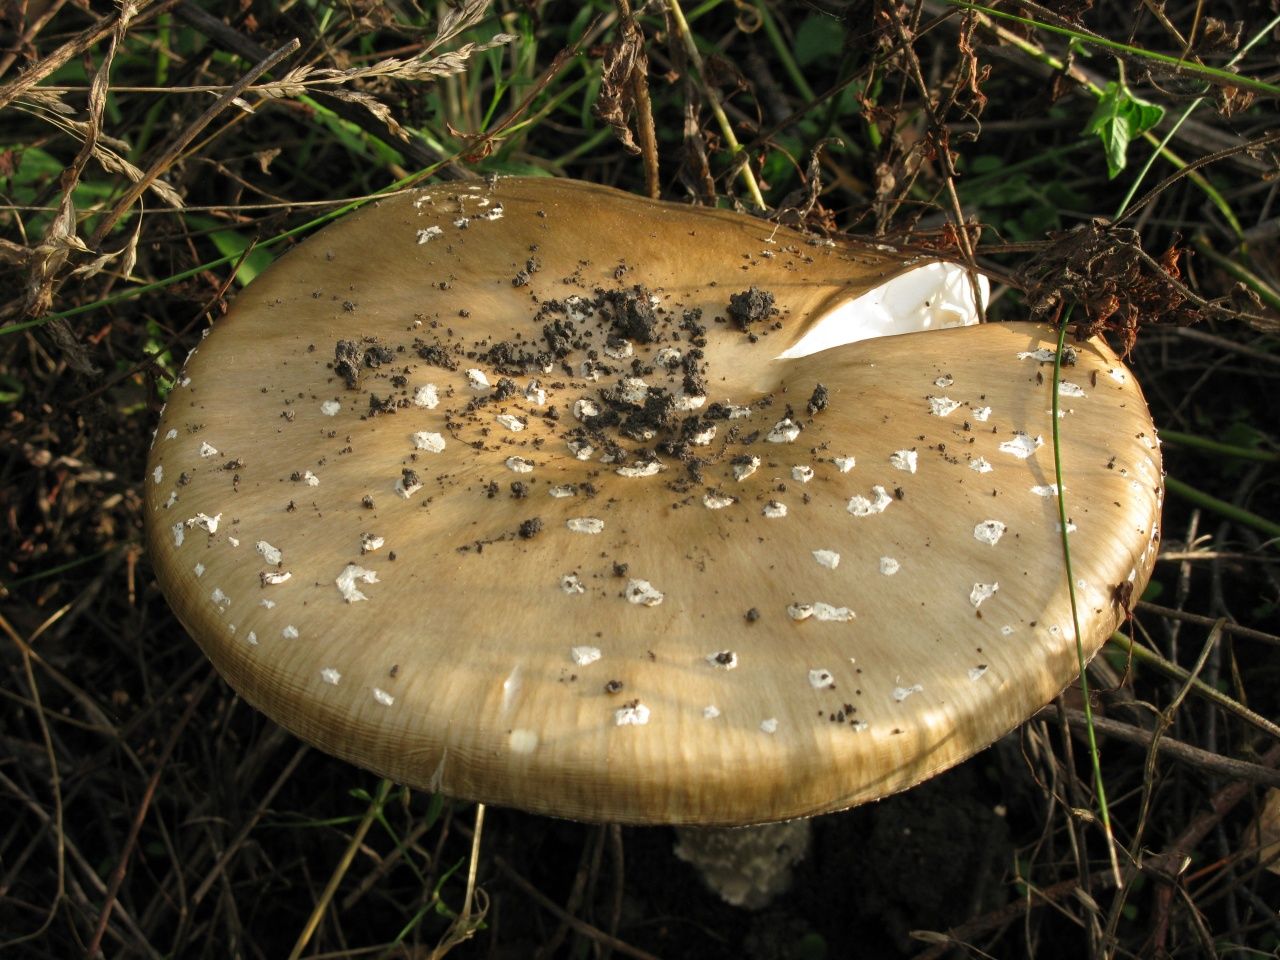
xmin=1085 ymin=82 xmax=1165 ymax=179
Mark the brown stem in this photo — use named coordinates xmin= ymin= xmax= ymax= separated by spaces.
xmin=614 ymin=0 xmax=660 ymax=198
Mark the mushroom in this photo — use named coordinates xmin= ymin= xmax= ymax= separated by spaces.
xmin=145 ymin=179 xmax=1161 ymax=887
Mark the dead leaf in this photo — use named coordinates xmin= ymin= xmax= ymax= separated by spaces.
xmin=594 ymin=29 xmax=645 ymax=155
xmin=1247 ymin=788 xmax=1280 ymax=875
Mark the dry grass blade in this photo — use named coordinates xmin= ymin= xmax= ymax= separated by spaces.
xmin=87 ymin=37 xmax=301 ymax=247
xmin=0 ymin=0 xmax=169 ymax=111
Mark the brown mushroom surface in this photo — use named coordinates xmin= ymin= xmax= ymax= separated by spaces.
xmin=145 ymin=178 xmax=1162 ymax=825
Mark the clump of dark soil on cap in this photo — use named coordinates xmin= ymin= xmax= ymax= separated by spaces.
xmin=728 ymin=285 xmax=778 ymax=330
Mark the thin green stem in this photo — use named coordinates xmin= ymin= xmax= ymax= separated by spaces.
xmin=1050 ymin=311 xmax=1121 ymax=885
xmin=1158 ymin=429 xmax=1279 ymax=463
xmin=1164 ymin=475 xmax=1280 ymax=541
xmin=667 ymin=0 xmax=766 ymax=208
xmin=949 ymin=3 xmax=1280 ymax=98
xmin=1108 ymin=633 xmax=1280 ymax=740
xmin=1191 ymin=234 xmax=1280 ymax=311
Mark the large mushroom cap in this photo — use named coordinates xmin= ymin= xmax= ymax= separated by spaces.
xmin=145 ymin=178 xmax=1162 ymax=826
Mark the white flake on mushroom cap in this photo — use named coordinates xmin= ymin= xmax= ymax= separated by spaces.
xmin=336 ymin=564 xmax=379 ymax=603
xmin=413 ymin=431 xmax=446 ymax=453
xmin=846 ymin=487 xmax=892 ymax=517
xmin=321 ymin=400 xmax=341 ymax=416
xmin=395 ymin=474 xmax=423 ymax=498
xmin=616 ymin=461 xmax=663 ymax=478
xmin=973 ymin=521 xmax=1007 ymax=546
xmin=787 ymin=602 xmax=855 ymax=622
xmin=703 ymin=493 xmax=734 ymax=510
xmin=617 ymin=377 xmax=650 ymax=405
xmin=689 ymin=424 xmax=717 ymax=445
xmin=927 ymin=396 xmax=961 ymax=417
xmin=970 ymin=457 xmax=993 ymax=474
xmin=969 ymin=582 xmax=999 ymax=608
xmin=567 ymin=438 xmax=594 ymax=460
xmin=625 ymin=579 xmax=664 ymax=606
xmin=505 ymin=456 xmax=534 ymax=473
xmin=413 ymin=384 xmax=439 ymax=408
xmin=706 ymin=650 xmax=739 ymax=669
xmin=1017 ymin=347 xmax=1077 ymax=363
xmin=566 ymin=517 xmax=604 ymax=534
xmin=615 ymin=702 xmax=650 ymax=726
xmin=999 ymin=433 xmax=1043 ymax=459
xmin=732 ymin=457 xmax=760 ymax=481
xmin=570 ymin=645 xmax=601 ymax=666
xmin=889 ymin=449 xmax=918 ymax=473
xmin=186 ymin=512 xmax=221 ymax=534
xmin=808 ymin=669 xmax=836 ymax=690
xmin=603 ymin=339 xmax=633 ymax=360
xmin=812 ymin=549 xmax=840 ymax=570
xmin=766 ymin=418 xmax=801 ymax=443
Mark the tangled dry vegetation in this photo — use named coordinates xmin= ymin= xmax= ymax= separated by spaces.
xmin=1 ymin=2 xmax=1278 ymax=958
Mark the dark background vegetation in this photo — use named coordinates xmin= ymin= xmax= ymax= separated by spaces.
xmin=2 ymin=1 xmax=1279 ymax=957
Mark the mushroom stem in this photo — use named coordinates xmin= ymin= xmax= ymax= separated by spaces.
xmin=673 ymin=819 xmax=812 ymax=909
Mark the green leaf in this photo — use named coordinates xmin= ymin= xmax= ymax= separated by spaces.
xmin=186 ymin=215 xmax=276 ymax=287
xmin=1085 ymin=81 xmax=1164 ymax=179
xmin=793 ymin=15 xmax=843 ymax=68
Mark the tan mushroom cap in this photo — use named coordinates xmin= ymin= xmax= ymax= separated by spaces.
xmin=145 ymin=178 xmax=1163 ymax=826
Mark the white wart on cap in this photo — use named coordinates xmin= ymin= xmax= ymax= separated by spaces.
xmin=145 ymin=178 xmax=1163 ymax=826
